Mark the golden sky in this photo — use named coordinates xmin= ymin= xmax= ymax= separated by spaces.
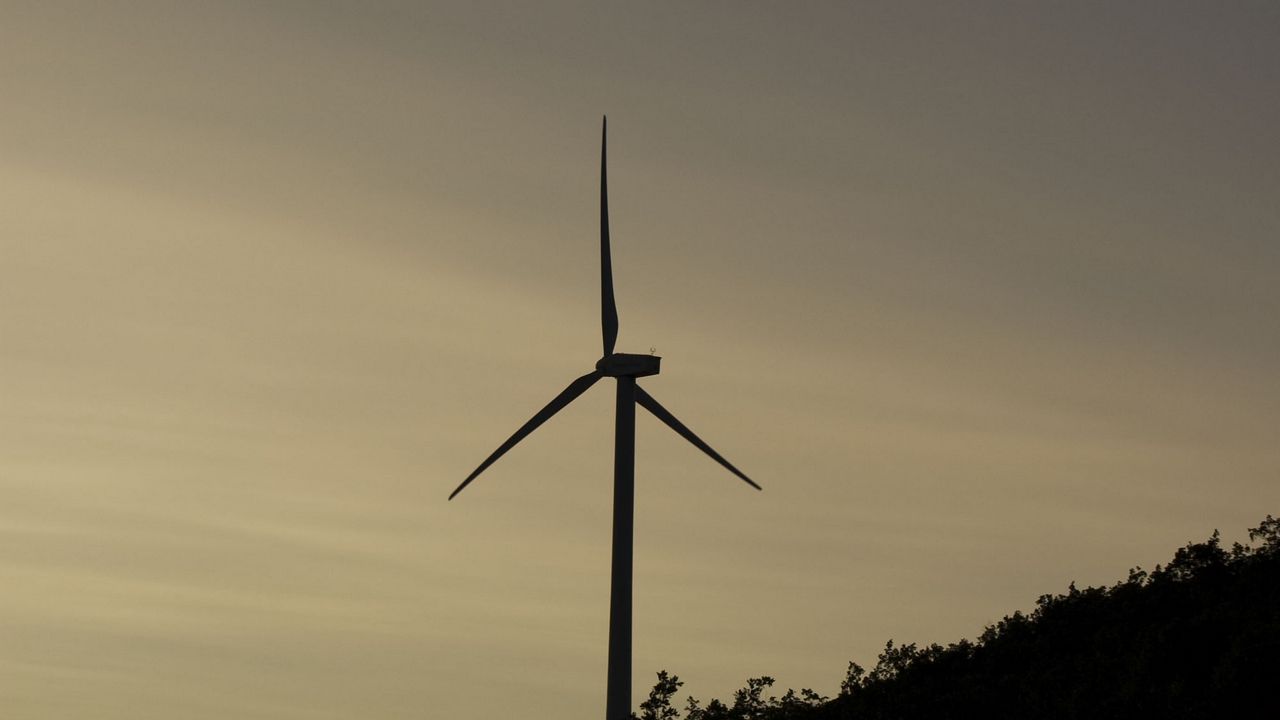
xmin=3 ymin=3 xmax=1278 ymax=718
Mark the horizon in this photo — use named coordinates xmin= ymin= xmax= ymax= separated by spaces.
xmin=3 ymin=4 xmax=1279 ymax=718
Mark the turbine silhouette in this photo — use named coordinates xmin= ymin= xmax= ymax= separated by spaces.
xmin=449 ymin=117 xmax=760 ymax=720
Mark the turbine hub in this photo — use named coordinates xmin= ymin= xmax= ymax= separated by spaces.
xmin=596 ymin=353 xmax=661 ymax=378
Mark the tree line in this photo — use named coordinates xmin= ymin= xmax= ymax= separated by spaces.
xmin=635 ymin=515 xmax=1279 ymax=719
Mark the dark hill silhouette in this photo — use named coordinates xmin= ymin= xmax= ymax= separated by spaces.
xmin=635 ymin=515 xmax=1279 ymax=720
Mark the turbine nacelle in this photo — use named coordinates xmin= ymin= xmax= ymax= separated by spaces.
xmin=596 ymin=352 xmax=661 ymax=378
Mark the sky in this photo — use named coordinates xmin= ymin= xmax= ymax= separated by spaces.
xmin=3 ymin=2 xmax=1279 ymax=718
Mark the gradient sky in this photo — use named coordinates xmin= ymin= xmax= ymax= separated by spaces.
xmin=3 ymin=3 xmax=1278 ymax=718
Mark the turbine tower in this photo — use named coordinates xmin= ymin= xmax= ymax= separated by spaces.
xmin=449 ymin=117 xmax=760 ymax=720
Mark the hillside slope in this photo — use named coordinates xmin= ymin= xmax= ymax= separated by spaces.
xmin=637 ymin=515 xmax=1280 ymax=720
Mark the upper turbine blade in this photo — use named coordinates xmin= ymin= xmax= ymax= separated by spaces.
xmin=634 ymin=386 xmax=762 ymax=491
xmin=449 ymin=370 xmax=604 ymax=500
xmin=600 ymin=116 xmax=619 ymax=357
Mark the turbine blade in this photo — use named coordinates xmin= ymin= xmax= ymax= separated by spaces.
xmin=634 ymin=386 xmax=761 ymax=491
xmin=449 ymin=370 xmax=604 ymax=500
xmin=600 ymin=116 xmax=619 ymax=357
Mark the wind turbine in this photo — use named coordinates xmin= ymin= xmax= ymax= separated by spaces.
xmin=449 ymin=117 xmax=760 ymax=720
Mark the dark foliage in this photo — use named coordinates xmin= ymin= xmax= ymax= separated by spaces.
xmin=637 ymin=515 xmax=1279 ymax=720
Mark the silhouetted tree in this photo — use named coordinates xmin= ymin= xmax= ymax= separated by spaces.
xmin=633 ymin=671 xmax=683 ymax=720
